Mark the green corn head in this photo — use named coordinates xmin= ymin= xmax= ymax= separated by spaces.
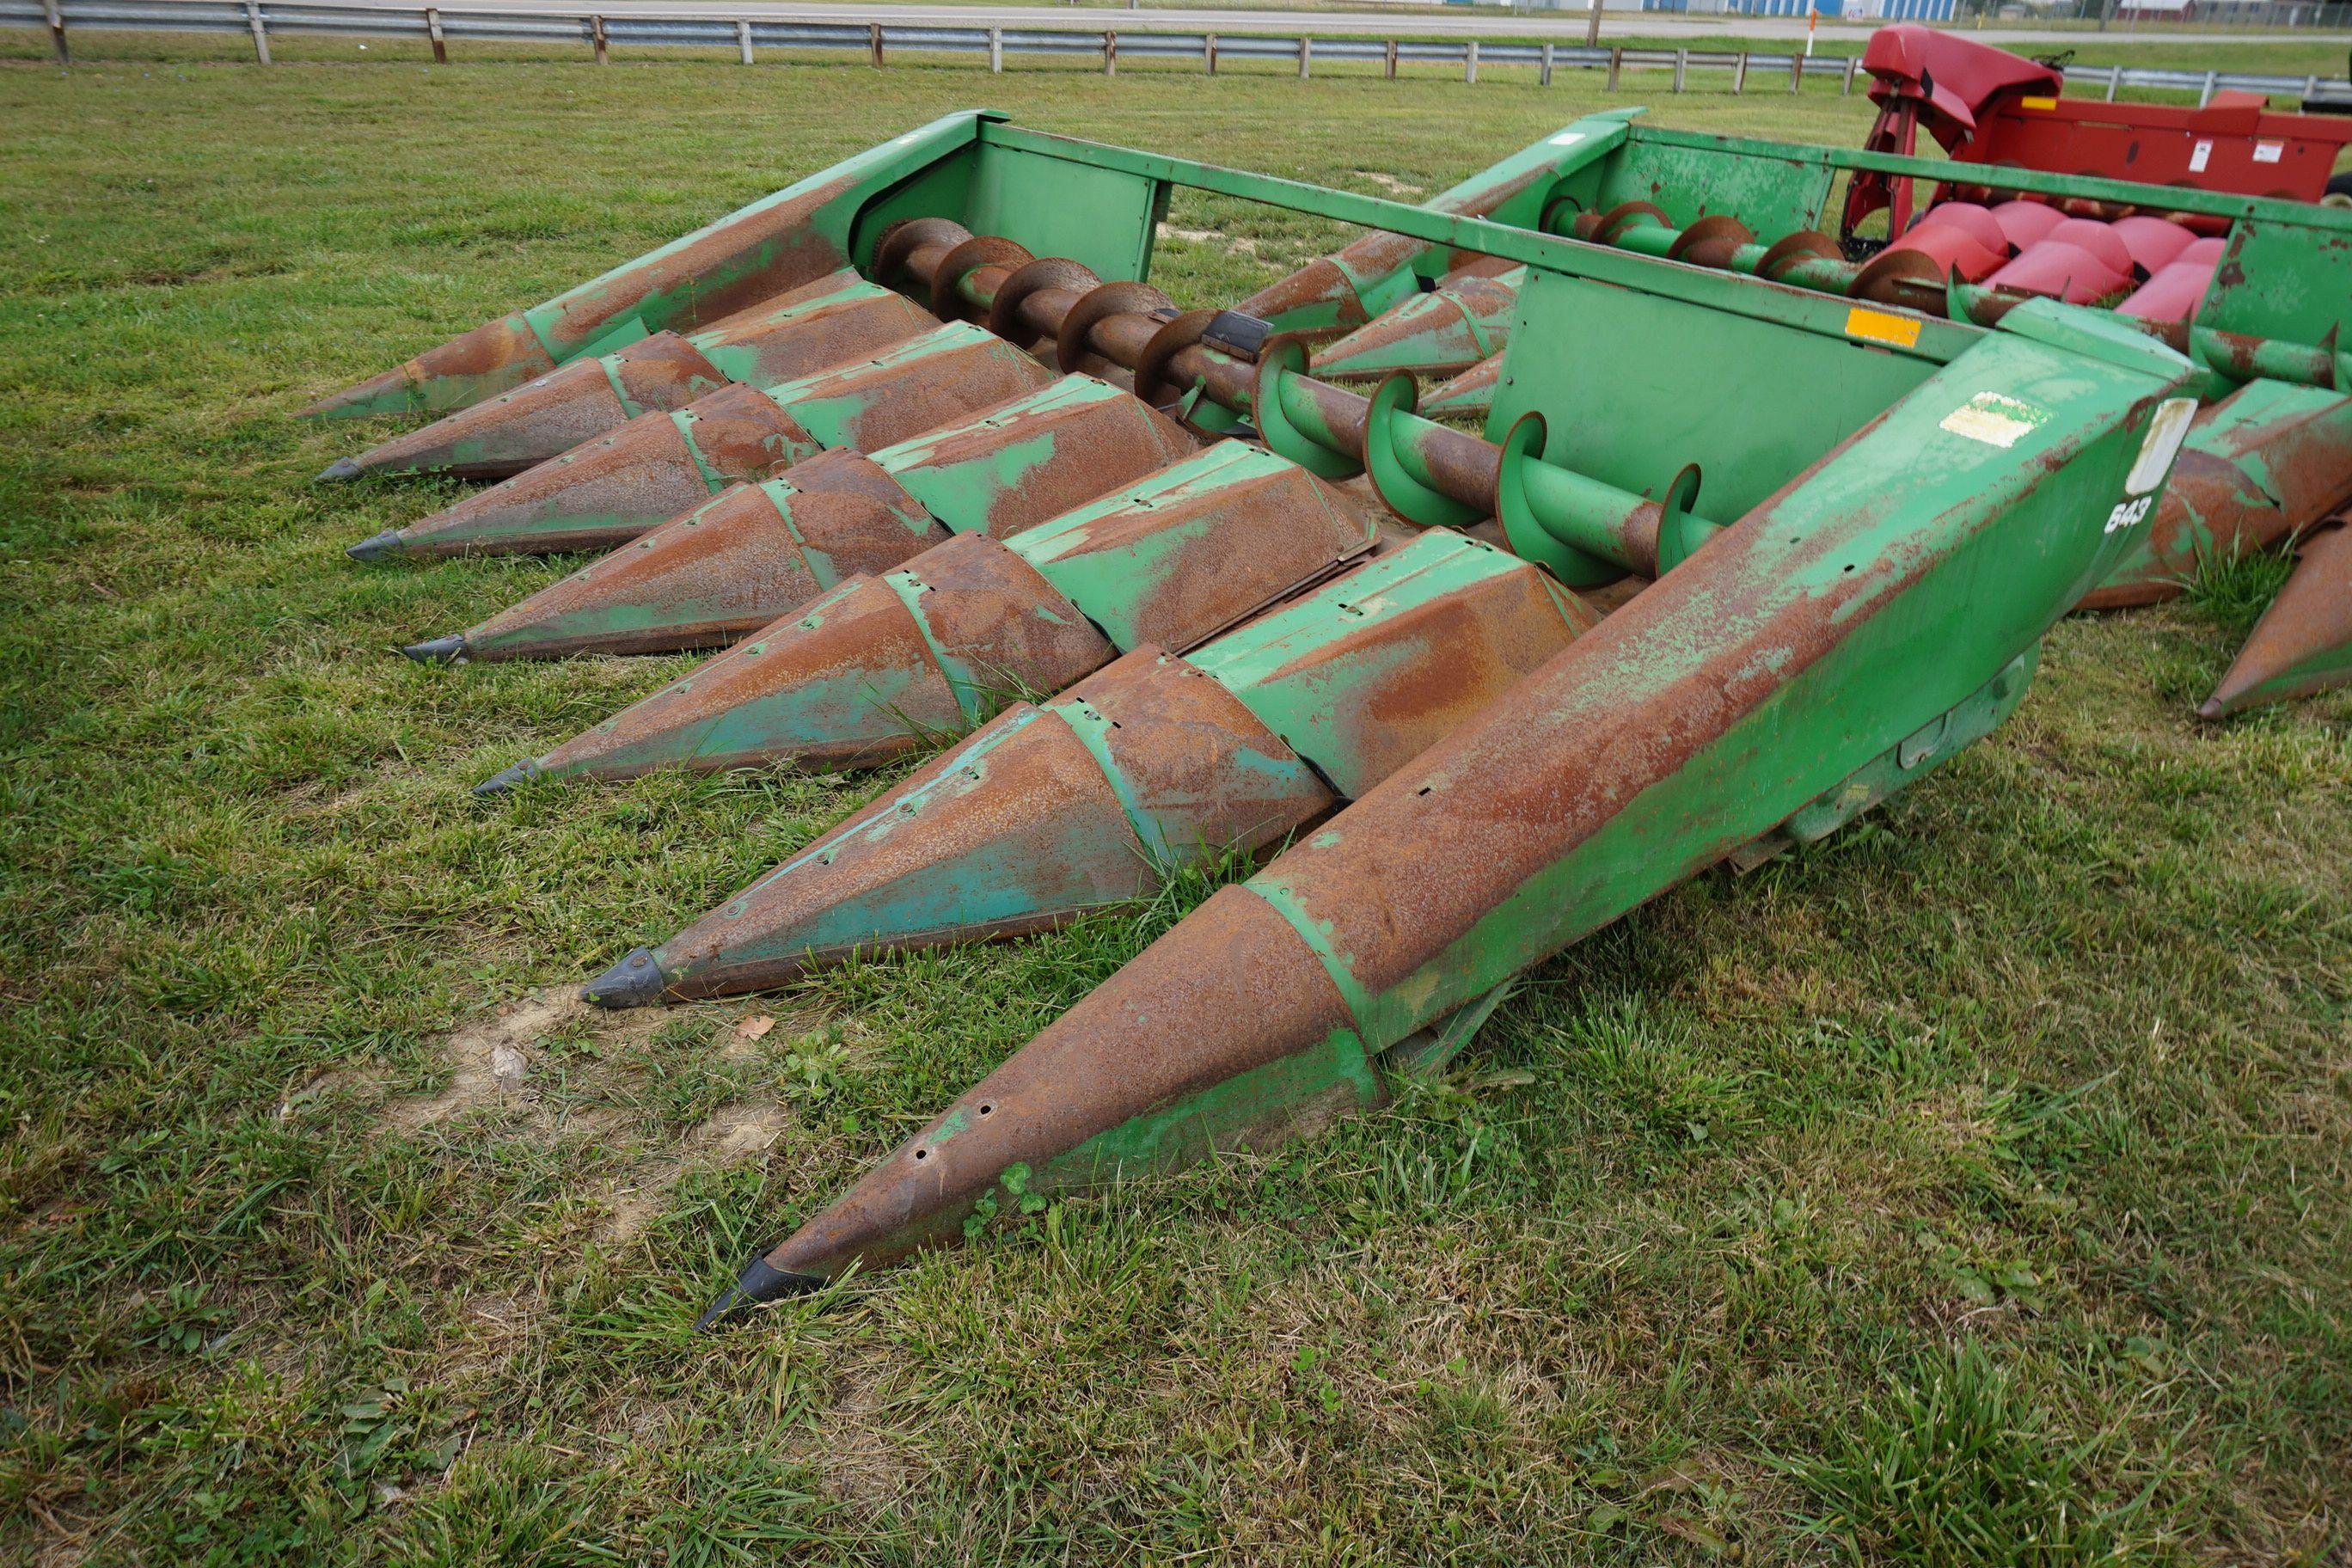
xmin=315 ymin=110 xmax=2330 ymax=1326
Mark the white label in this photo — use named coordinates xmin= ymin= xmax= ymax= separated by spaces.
xmin=2189 ymin=139 xmax=2213 ymax=173
xmin=1939 ymin=391 xmax=2049 ymax=449
xmin=2125 ymin=396 xmax=2199 ymax=495
xmin=1547 ymin=130 xmax=1586 ymax=147
xmin=2104 ymin=494 xmax=2153 ymax=536
xmin=2252 ymin=140 xmax=2283 ymax=164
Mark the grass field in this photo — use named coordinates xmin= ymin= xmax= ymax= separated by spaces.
xmin=1 ymin=52 xmax=2349 ymax=1567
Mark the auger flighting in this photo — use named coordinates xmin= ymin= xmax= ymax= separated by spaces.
xmin=319 ymin=114 xmax=2272 ymax=1326
xmin=1293 ymin=123 xmax=2352 ymax=720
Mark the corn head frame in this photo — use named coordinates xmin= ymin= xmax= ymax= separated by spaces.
xmin=315 ymin=110 xmax=2283 ymax=1324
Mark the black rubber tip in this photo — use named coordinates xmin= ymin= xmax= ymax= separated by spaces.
xmin=346 ymin=528 xmax=407 ymax=562
xmin=695 ymin=1253 xmax=825 ymax=1332
xmin=402 ymin=634 xmax=469 ymax=665
xmin=473 ymin=758 xmax=542 ymax=798
xmin=316 ymin=457 xmax=365 ymax=483
xmin=580 ymin=946 xmax=669 ymax=1009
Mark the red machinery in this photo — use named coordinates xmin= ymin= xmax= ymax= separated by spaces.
xmin=1844 ymin=27 xmax=2352 ymax=240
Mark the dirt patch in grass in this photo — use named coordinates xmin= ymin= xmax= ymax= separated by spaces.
xmin=1157 ymin=223 xmax=1259 ymax=258
xmin=384 ymin=989 xmax=585 ymax=1132
xmin=596 ymin=1100 xmax=797 ymax=1243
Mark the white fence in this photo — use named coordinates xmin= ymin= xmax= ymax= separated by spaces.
xmin=3 ymin=0 xmax=2344 ymax=102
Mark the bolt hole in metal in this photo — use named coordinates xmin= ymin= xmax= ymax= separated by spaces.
xmin=979 ymin=1104 xmax=994 ymax=1116
xmin=914 ymin=1148 xmax=929 ymax=1161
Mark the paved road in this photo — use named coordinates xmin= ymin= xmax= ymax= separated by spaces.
xmin=271 ymin=0 xmax=2352 ymax=45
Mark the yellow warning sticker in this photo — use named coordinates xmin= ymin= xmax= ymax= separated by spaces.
xmin=1844 ymin=306 xmax=1921 ymax=350
xmin=2020 ymin=95 xmax=2058 ymax=110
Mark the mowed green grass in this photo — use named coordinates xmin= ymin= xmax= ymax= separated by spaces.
xmin=0 ymin=53 xmax=2348 ymax=1567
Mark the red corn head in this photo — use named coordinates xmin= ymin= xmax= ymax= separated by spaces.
xmin=581 ymin=529 xmax=1594 ymax=1005
xmin=2116 ymin=237 xmax=2226 ymax=326
xmin=347 ymin=323 xmax=1052 ymax=560
xmin=480 ymin=442 xmax=1376 ymax=791
xmin=1312 ymin=268 xmax=1526 ymax=383
xmin=2197 ymin=518 xmax=2352 ymax=719
xmin=322 ymin=276 xmax=935 ymax=481
xmin=411 ymin=376 xmax=1194 ymax=663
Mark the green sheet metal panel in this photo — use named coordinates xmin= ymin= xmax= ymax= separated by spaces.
xmin=1486 ymin=267 xmax=1941 ymax=522
xmin=1550 ymin=127 xmax=1835 ymax=237
xmin=2199 ymin=211 xmax=2352 ymax=349
xmin=1190 ymin=531 xmax=1553 ymax=799
xmin=847 ymin=138 xmax=1166 ymax=287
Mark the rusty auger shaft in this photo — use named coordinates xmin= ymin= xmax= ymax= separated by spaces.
xmin=1561 ymin=199 xmax=2352 ymax=395
xmin=880 ymin=224 xmax=1722 ymax=586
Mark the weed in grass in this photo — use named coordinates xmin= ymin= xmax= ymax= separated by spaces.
xmin=2182 ymin=538 xmax=2295 ymax=640
xmin=1773 ymin=1339 xmax=2166 ymax=1565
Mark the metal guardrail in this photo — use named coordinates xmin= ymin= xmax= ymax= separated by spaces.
xmin=4 ymin=0 xmax=2346 ymax=102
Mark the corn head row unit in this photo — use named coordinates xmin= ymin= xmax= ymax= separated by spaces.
xmin=307 ymin=109 xmax=2348 ymax=1326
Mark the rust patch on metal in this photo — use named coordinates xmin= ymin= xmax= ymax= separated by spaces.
xmin=715 ymin=289 xmax=941 ymax=387
xmin=540 ymin=573 xmax=964 ymax=781
xmin=389 ymin=414 xmax=712 ymax=559
xmin=789 ymin=337 xmax=1058 ymax=453
xmin=347 ymin=353 xmax=636 ymax=481
xmin=889 ymin=383 xmax=1197 ymax=541
xmin=897 ymin=532 xmax=1117 ymax=702
xmin=873 ymin=217 xmax=974 ymax=292
xmin=387 ymin=385 xmax=814 ymax=558
xmin=1057 ymin=284 xmax=1177 ymax=376
xmin=609 ymin=333 xmax=730 ymax=413
xmin=465 ymin=487 xmax=824 ymax=659
xmin=780 ymin=449 xmax=946 ymax=578
xmin=1424 ymin=353 xmax=1505 ymax=416
xmin=545 ymin=172 xmax=862 ymax=352
xmin=932 ymin=236 xmax=1036 ymax=321
xmin=2199 ymin=515 xmax=2352 ymax=717
xmin=756 ymin=883 xmax=1354 ymax=1280
xmin=657 ymin=701 xmax=1145 ymax=999
xmin=681 ymin=380 xmax=824 ymax=481
xmin=1253 ymin=561 xmax=1596 ymax=799
xmin=2084 ymin=390 xmax=2352 ymax=609
xmin=987 ymin=258 xmax=1102 ymax=349
xmin=1133 ymin=310 xmax=1222 ymax=410
xmin=1234 ymin=256 xmax=1367 ymax=338
xmin=1244 ymin=437 xmax=1965 ymax=1012
xmin=1030 ymin=460 xmax=1380 ymax=654
xmin=1081 ymin=649 xmax=1338 ymax=854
